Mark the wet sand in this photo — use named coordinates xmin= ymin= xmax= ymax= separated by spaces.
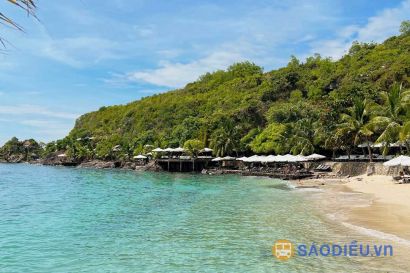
xmin=298 ymin=175 xmax=410 ymax=254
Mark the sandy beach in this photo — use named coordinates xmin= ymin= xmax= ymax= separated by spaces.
xmin=298 ymin=174 xmax=410 ymax=244
xmin=343 ymin=175 xmax=410 ymax=241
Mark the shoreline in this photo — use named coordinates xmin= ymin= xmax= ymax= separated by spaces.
xmin=296 ymin=174 xmax=410 ymax=249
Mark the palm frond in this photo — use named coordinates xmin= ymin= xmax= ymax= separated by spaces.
xmin=1 ymin=0 xmax=37 ymax=48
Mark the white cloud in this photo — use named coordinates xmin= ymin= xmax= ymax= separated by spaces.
xmin=124 ymin=50 xmax=246 ymax=88
xmin=309 ymin=0 xmax=410 ymax=59
xmin=0 ymin=105 xmax=79 ymax=119
xmin=40 ymin=36 xmax=123 ymax=68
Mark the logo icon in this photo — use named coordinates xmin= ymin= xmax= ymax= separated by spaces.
xmin=273 ymin=239 xmax=294 ymax=261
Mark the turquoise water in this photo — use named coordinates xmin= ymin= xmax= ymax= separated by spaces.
xmin=0 ymin=164 xmax=404 ymax=272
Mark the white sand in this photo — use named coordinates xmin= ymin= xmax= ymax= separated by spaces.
xmin=346 ymin=175 xmax=410 ymax=208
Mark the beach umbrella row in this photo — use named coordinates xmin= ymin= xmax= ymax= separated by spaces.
xmin=152 ymin=147 xmax=213 ymax=153
xmin=358 ymin=141 xmax=405 ymax=148
xmin=133 ymin=155 xmax=148 ymax=159
xmin=237 ymin=153 xmax=326 ymax=163
xmin=212 ymin=156 xmax=236 ymax=162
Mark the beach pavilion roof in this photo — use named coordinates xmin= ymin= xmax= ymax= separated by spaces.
xmin=278 ymin=154 xmax=306 ymax=162
xmin=383 ymin=155 xmax=410 ymax=167
xmin=240 ymin=154 xmax=310 ymax=163
xmin=357 ymin=142 xmax=374 ymax=148
xmin=242 ymin=155 xmax=262 ymax=162
xmin=305 ymin=153 xmax=326 ymax=161
xmin=373 ymin=141 xmax=404 ymax=148
xmin=372 ymin=142 xmax=387 ymax=148
xmin=293 ymin=155 xmax=308 ymax=162
xmin=172 ymin=147 xmax=185 ymax=152
xmin=133 ymin=155 xmax=148 ymax=159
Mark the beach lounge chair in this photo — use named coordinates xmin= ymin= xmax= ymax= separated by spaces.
xmin=314 ymin=164 xmax=331 ymax=172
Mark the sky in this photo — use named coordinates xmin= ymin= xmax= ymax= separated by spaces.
xmin=0 ymin=0 xmax=409 ymax=145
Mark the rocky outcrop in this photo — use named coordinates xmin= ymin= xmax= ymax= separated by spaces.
xmin=78 ymin=160 xmax=117 ymax=169
xmin=121 ymin=161 xmax=137 ymax=170
xmin=6 ymin=154 xmax=25 ymax=163
xmin=138 ymin=161 xmax=161 ymax=171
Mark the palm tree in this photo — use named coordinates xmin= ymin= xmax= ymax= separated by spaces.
xmin=1 ymin=0 xmax=37 ymax=47
xmin=288 ymin=119 xmax=316 ymax=155
xmin=337 ymin=98 xmax=374 ymax=161
xmin=210 ymin=127 xmax=240 ymax=157
xmin=370 ymin=83 xmax=410 ymax=155
xmin=399 ymin=121 xmax=410 ymax=154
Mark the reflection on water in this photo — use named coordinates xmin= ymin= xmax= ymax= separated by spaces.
xmin=0 ymin=164 xmax=408 ymax=272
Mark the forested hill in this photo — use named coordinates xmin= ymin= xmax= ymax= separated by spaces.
xmin=57 ymin=31 xmax=410 ymax=159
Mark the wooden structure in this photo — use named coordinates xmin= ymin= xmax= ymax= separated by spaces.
xmin=156 ymin=158 xmax=213 ymax=172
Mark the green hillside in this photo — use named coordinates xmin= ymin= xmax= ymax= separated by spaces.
xmin=40 ymin=30 xmax=410 ymax=160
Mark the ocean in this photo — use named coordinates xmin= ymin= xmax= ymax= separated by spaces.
xmin=0 ymin=164 xmax=407 ymax=272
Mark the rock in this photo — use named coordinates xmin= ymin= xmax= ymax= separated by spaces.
xmin=78 ymin=160 xmax=115 ymax=169
xmin=121 ymin=161 xmax=137 ymax=170
xmin=139 ymin=161 xmax=161 ymax=171
xmin=7 ymin=154 xmax=25 ymax=163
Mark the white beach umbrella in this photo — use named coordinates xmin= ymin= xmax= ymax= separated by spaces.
xmin=281 ymin=154 xmax=295 ymax=162
xmin=245 ymin=155 xmax=261 ymax=162
xmin=152 ymin=148 xmax=164 ymax=152
xmin=265 ymin=155 xmax=278 ymax=162
xmin=292 ymin=155 xmax=307 ymax=162
xmin=391 ymin=141 xmax=405 ymax=147
xmin=222 ymin=156 xmax=236 ymax=161
xmin=212 ymin=157 xmax=222 ymax=162
xmin=237 ymin=156 xmax=248 ymax=161
xmin=163 ymin=148 xmax=174 ymax=152
xmin=358 ymin=142 xmax=374 ymax=148
xmin=57 ymin=153 xmax=67 ymax=157
xmin=383 ymin=155 xmax=410 ymax=167
xmin=133 ymin=155 xmax=147 ymax=159
xmin=373 ymin=142 xmax=387 ymax=148
xmin=273 ymin=155 xmax=286 ymax=162
xmin=201 ymin=148 xmax=213 ymax=153
xmin=173 ymin=147 xmax=185 ymax=152
xmin=305 ymin=153 xmax=326 ymax=161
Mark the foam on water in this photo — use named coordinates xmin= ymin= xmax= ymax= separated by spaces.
xmin=341 ymin=222 xmax=410 ymax=247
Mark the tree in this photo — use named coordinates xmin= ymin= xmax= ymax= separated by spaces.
xmin=249 ymin=123 xmax=287 ymax=154
xmin=399 ymin=121 xmax=410 ymax=154
xmin=0 ymin=137 xmax=22 ymax=158
xmin=337 ymin=98 xmax=375 ymax=161
xmin=288 ymin=119 xmax=316 ymax=155
xmin=369 ymin=83 xmax=410 ymax=154
xmin=183 ymin=139 xmax=204 ymax=157
xmin=183 ymin=139 xmax=204 ymax=171
xmin=400 ymin=20 xmax=410 ymax=35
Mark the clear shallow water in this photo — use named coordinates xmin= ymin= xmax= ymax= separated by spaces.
xmin=0 ymin=164 xmax=405 ymax=272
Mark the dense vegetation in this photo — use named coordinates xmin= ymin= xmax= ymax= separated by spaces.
xmin=1 ymin=23 xmax=410 ymax=162
xmin=0 ymin=137 xmax=43 ymax=162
